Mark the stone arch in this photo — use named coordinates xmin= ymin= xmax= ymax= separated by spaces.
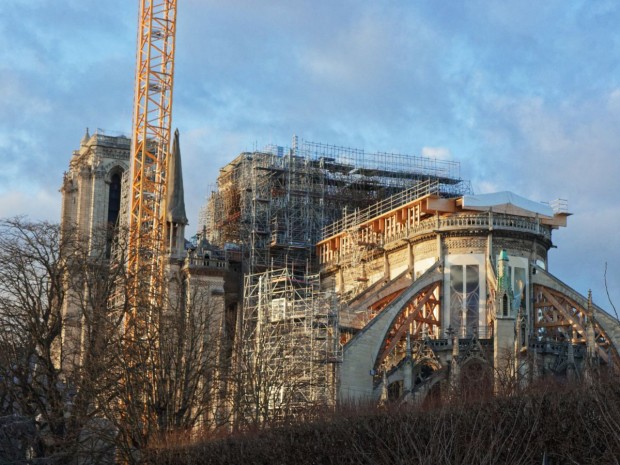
xmin=339 ymin=262 xmax=443 ymax=402
xmin=383 ymin=355 xmax=445 ymax=403
xmin=387 ymin=380 xmax=402 ymax=401
xmin=415 ymin=355 xmax=442 ymax=373
xmin=101 ymin=162 xmax=128 ymax=258
xmin=103 ymin=161 xmax=128 ymax=182
xmin=102 ymin=162 xmax=127 ymax=227
xmin=412 ymin=356 xmax=443 ymax=392
xmin=459 ymin=355 xmax=493 ymax=400
xmin=342 ymin=269 xmax=413 ymax=336
xmin=532 ymin=280 xmax=620 ymax=366
xmin=375 ymin=280 xmax=442 ymax=372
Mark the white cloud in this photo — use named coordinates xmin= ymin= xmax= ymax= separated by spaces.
xmin=0 ymin=189 xmax=61 ymax=222
xmin=421 ymin=146 xmax=452 ymax=160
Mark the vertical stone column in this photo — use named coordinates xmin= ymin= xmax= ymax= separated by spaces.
xmin=383 ymin=252 xmax=390 ymax=282
xmin=403 ymin=332 xmax=413 ymax=394
xmin=450 ymin=331 xmax=460 ymax=391
xmin=89 ymin=165 xmax=107 ymax=256
xmin=77 ymin=166 xmax=93 ymax=241
xmin=407 ymin=240 xmax=414 ymax=278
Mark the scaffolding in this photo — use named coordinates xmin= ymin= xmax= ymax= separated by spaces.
xmin=321 ymin=177 xmax=472 ymax=240
xmin=203 ymin=136 xmax=468 ymax=417
xmin=238 ymin=268 xmax=340 ymax=421
xmin=203 ymin=136 xmax=467 ymax=275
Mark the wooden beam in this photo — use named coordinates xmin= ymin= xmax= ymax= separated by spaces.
xmin=425 ymin=197 xmax=456 ymax=213
xmin=536 ymin=286 xmax=610 ymax=363
xmin=535 ymin=321 xmax=572 ymax=329
xmin=378 ymin=282 xmax=440 ymax=364
xmin=540 ymin=288 xmax=585 ymax=337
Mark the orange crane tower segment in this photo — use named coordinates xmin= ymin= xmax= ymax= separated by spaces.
xmin=128 ymin=0 xmax=177 ymax=298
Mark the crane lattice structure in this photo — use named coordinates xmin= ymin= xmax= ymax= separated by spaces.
xmin=128 ymin=0 xmax=177 ymax=297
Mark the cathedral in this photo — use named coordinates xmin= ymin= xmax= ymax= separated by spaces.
xmin=60 ymin=129 xmax=620 ymax=418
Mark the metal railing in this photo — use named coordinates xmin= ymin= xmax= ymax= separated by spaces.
xmin=184 ymin=257 xmax=229 ymax=269
xmin=183 ymin=249 xmax=242 ymax=270
xmin=322 ymin=179 xmax=441 ymax=239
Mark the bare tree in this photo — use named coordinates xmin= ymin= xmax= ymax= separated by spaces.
xmin=0 ymin=218 xmax=230 ymax=463
xmin=0 ymin=218 xmax=126 ymax=462
xmin=493 ymin=347 xmax=530 ymax=397
xmin=604 ymin=262 xmax=618 ymax=320
xmin=95 ymin=258 xmax=229 ymax=463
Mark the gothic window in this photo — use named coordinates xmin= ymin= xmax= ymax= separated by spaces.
xmin=108 ymin=172 xmax=122 ymax=225
xmin=450 ymin=264 xmax=480 ymax=335
xmin=465 ymin=265 xmax=480 ymax=334
xmin=502 ymin=294 xmax=508 ymax=317
xmin=513 ymin=266 xmax=526 ymax=310
xmin=460 ymin=359 xmax=492 ymax=400
xmin=450 ymin=265 xmax=464 ymax=331
xmin=106 ymin=171 xmax=123 ymax=259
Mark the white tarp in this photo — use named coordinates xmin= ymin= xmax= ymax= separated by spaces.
xmin=462 ymin=191 xmax=554 ymax=218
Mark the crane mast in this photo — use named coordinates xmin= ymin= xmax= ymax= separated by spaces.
xmin=128 ymin=0 xmax=177 ymax=298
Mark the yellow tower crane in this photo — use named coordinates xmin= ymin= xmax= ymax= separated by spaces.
xmin=128 ymin=0 xmax=177 ymax=301
xmin=120 ymin=1 xmax=178 ymax=450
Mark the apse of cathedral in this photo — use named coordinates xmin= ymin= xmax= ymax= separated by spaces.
xmin=330 ymin=191 xmax=620 ymax=403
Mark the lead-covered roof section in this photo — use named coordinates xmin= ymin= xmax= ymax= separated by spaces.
xmin=461 ymin=191 xmax=554 ymax=218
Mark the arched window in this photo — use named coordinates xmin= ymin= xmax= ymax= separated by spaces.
xmin=450 ymin=264 xmax=479 ymax=335
xmin=502 ymin=294 xmax=508 ymax=317
xmin=106 ymin=171 xmax=123 ymax=259
xmin=108 ymin=172 xmax=122 ymax=225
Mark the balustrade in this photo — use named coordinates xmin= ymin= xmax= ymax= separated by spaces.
xmin=320 ymin=212 xmax=552 ymax=266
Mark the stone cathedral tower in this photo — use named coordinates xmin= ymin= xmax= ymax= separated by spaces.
xmin=60 ymin=129 xmax=131 ymax=256
xmin=58 ymin=130 xmax=131 ymax=368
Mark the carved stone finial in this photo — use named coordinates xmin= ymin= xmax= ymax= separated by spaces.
xmin=587 ymin=289 xmax=595 ymax=317
xmin=80 ymin=127 xmax=90 ymax=146
xmin=406 ymin=332 xmax=412 ymax=358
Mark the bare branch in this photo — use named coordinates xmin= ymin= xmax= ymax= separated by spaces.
xmin=604 ymin=262 xmax=619 ymax=321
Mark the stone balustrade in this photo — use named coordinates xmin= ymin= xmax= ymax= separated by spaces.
xmin=320 ymin=212 xmax=552 ymax=266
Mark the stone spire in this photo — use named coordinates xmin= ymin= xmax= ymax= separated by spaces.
xmin=496 ymin=249 xmax=513 ymax=318
xmin=403 ymin=332 xmax=413 ymax=394
xmin=166 ymin=129 xmax=188 ymax=225
xmin=379 ymin=369 xmax=389 ymax=405
xmin=450 ymin=326 xmax=460 ymax=387
xmin=586 ymin=289 xmax=597 ymax=363
xmin=80 ymin=127 xmax=90 ymax=147
xmin=498 ymin=249 xmax=510 ymax=292
xmin=494 ymin=249 xmax=517 ymax=390
xmin=516 ymin=305 xmax=527 ymax=349
xmin=566 ymin=326 xmax=576 ymax=381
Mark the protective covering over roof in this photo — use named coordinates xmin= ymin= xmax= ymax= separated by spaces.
xmin=461 ymin=191 xmax=554 ymax=218
xmin=166 ymin=129 xmax=188 ymax=225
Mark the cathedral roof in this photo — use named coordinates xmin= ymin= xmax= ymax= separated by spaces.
xmin=166 ymin=129 xmax=188 ymax=225
xmin=461 ymin=191 xmax=554 ymax=218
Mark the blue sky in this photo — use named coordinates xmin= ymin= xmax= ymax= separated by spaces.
xmin=1 ymin=0 xmax=619 ymax=308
